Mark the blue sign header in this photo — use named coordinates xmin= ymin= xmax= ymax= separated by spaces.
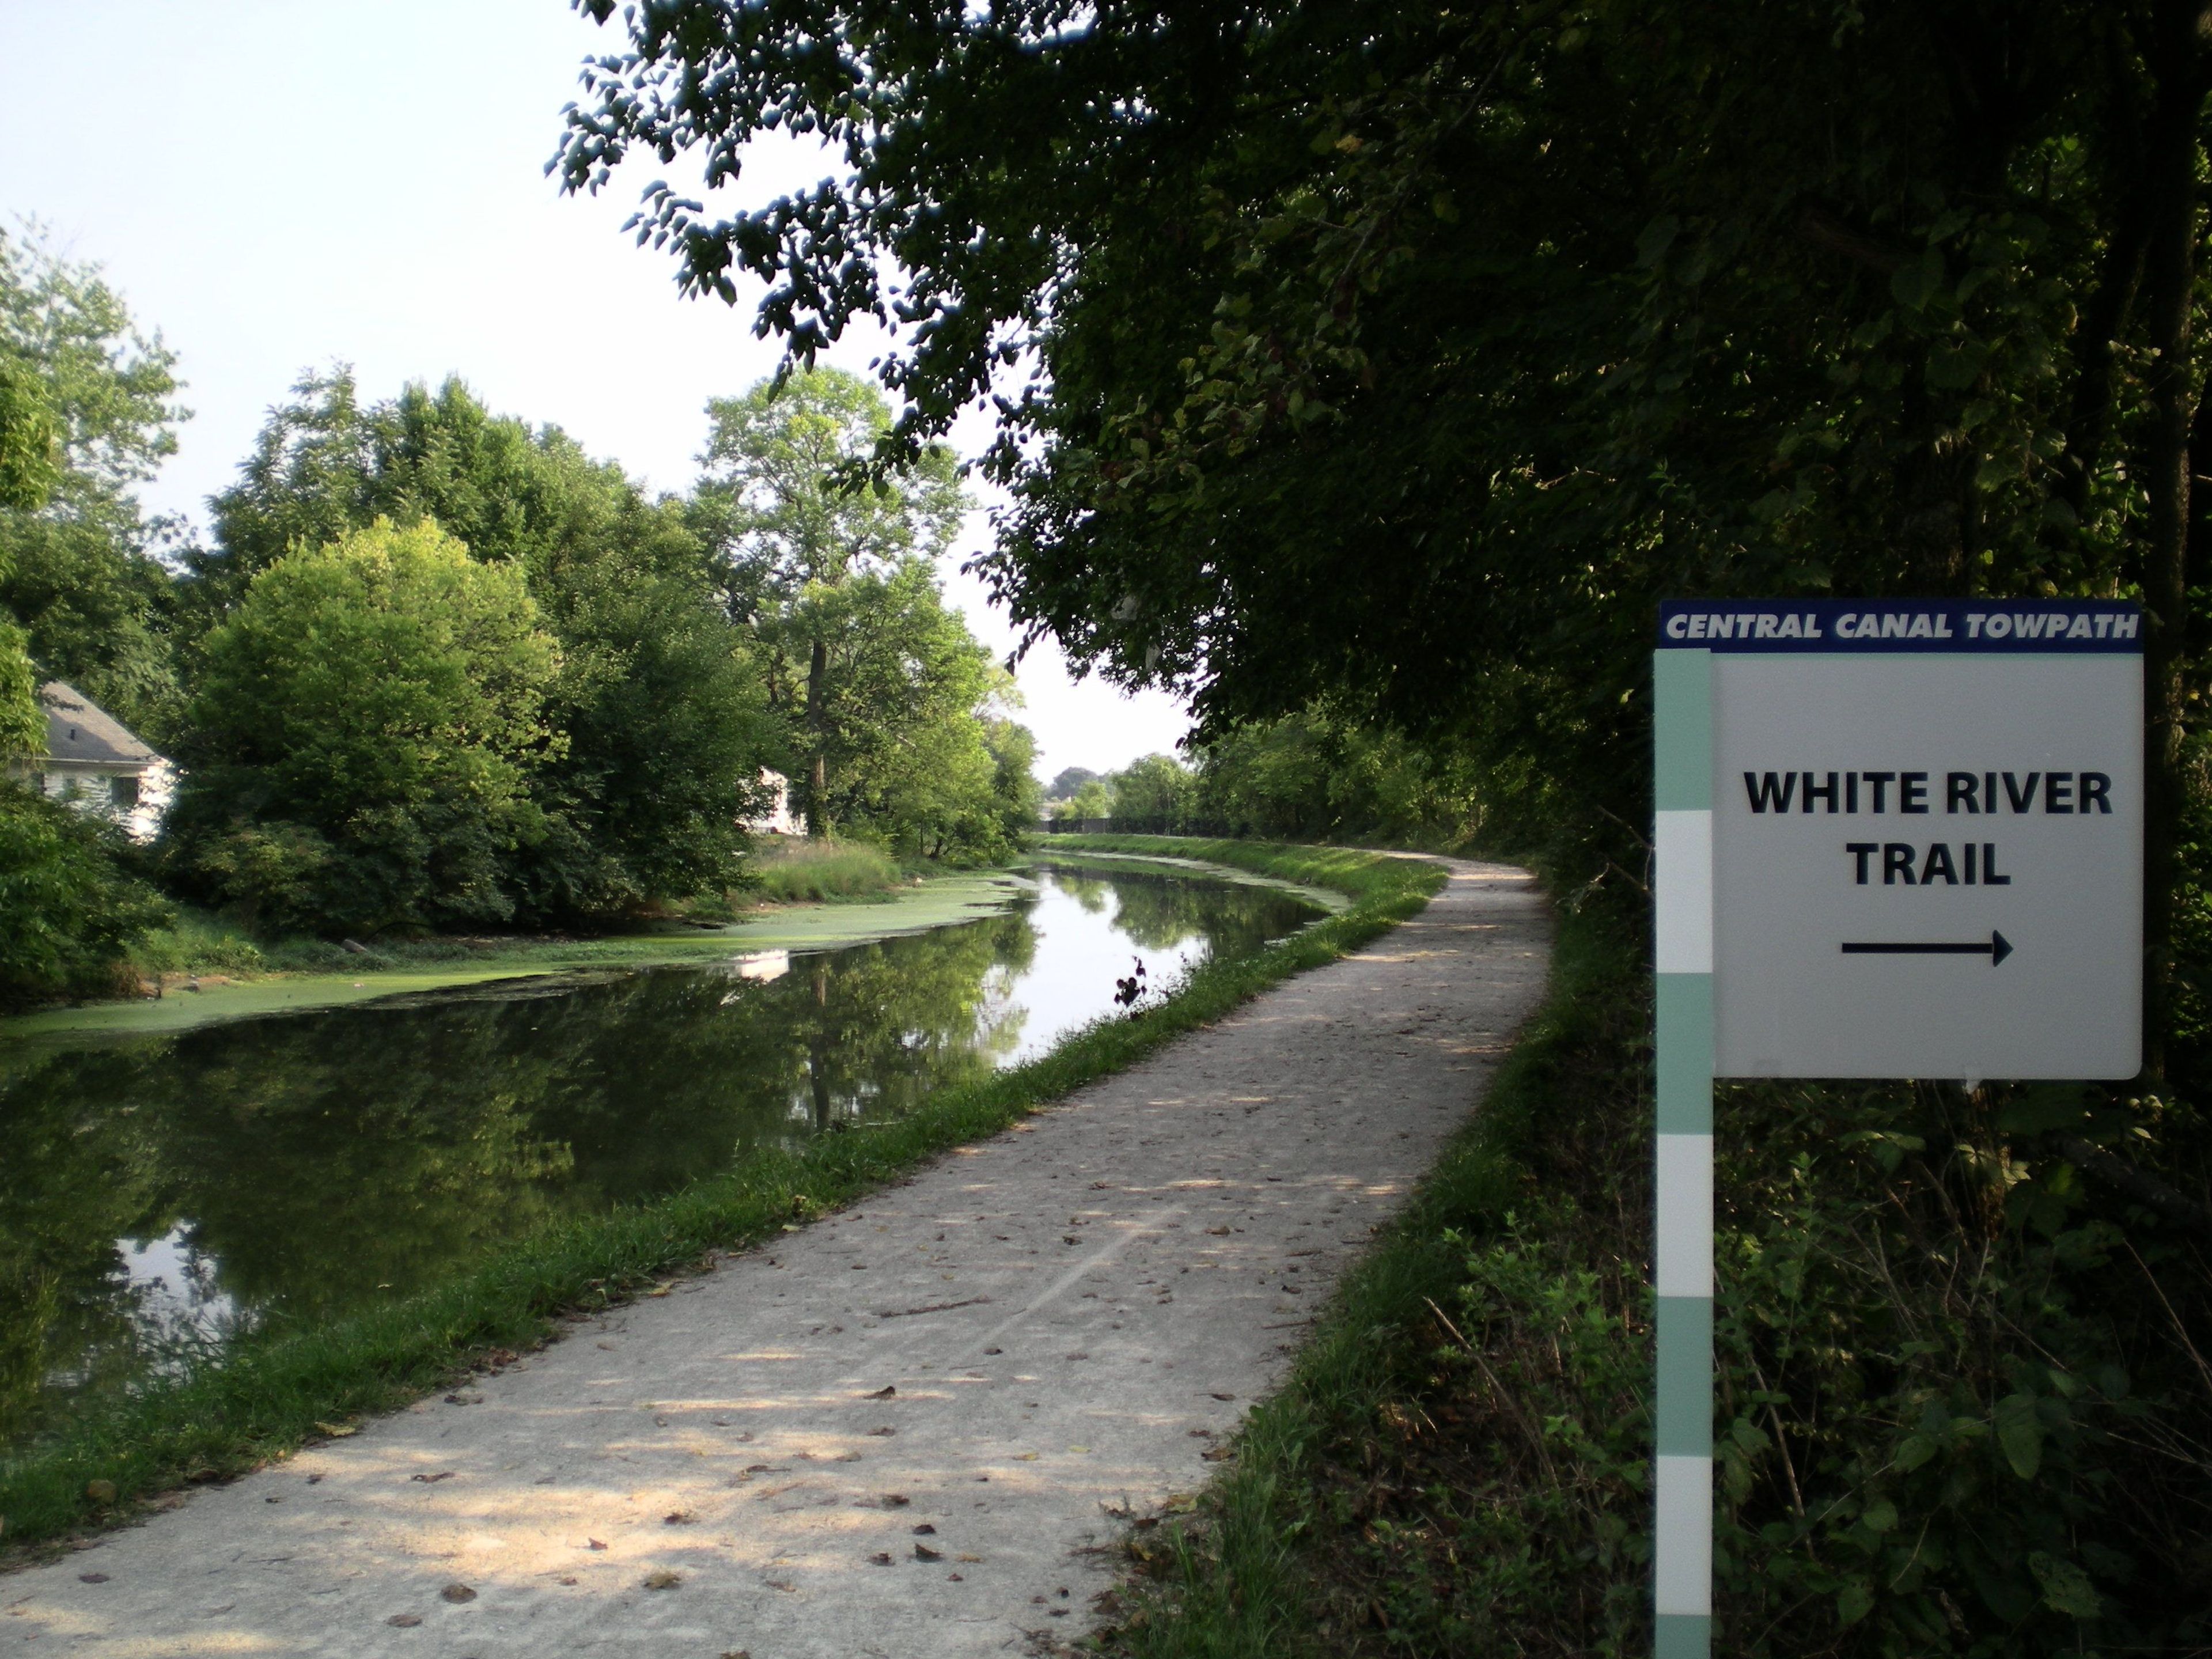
xmin=1657 ymin=599 xmax=2142 ymax=654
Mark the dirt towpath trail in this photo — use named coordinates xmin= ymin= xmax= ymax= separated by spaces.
xmin=5 ymin=858 xmax=1548 ymax=1658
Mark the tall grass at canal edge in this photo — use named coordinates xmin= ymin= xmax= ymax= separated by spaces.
xmin=0 ymin=839 xmax=1445 ymax=1552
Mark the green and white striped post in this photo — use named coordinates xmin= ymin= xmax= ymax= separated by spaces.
xmin=1652 ymin=642 xmax=1713 ymax=1659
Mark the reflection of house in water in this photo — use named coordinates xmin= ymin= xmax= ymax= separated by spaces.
xmin=12 ymin=681 xmax=175 ymax=842
xmin=734 ymin=949 xmax=790 ymax=982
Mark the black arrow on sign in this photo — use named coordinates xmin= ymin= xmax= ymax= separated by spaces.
xmin=1840 ymin=930 xmax=2012 ymax=967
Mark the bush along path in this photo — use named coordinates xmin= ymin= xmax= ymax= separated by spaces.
xmin=0 ymin=847 xmax=1548 ymax=1657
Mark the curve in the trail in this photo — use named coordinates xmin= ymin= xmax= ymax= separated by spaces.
xmin=2 ymin=858 xmax=1550 ymax=1658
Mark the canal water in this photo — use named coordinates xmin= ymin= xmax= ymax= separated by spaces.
xmin=0 ymin=862 xmax=1323 ymax=1451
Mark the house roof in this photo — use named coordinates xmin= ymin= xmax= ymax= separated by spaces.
xmin=38 ymin=681 xmax=163 ymax=768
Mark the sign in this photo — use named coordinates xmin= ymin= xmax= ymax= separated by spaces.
xmin=1667 ymin=598 xmax=2143 ymax=1079
xmin=1647 ymin=598 xmax=2143 ymax=1659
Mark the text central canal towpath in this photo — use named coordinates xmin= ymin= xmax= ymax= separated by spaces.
xmin=3 ymin=858 xmax=1548 ymax=1658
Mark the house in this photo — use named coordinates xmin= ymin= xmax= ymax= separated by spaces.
xmin=745 ymin=767 xmax=802 ymax=837
xmin=15 ymin=681 xmax=175 ymax=842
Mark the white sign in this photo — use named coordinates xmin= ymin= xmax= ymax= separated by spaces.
xmin=1668 ymin=600 xmax=2142 ymax=1080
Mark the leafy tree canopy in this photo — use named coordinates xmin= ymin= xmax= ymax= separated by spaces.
xmin=0 ymin=225 xmax=187 ymax=736
xmin=692 ymin=366 xmax=964 ymax=619
xmin=694 ymin=369 xmax=970 ymax=832
xmin=1105 ymin=752 xmax=1195 ymax=830
xmin=170 ymin=518 xmax=559 ymax=934
xmin=194 ymin=372 xmax=776 ymax=915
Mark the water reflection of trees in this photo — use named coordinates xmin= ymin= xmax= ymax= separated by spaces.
xmin=0 ymin=908 xmax=1037 ymax=1444
xmin=1035 ymin=864 xmax=1319 ymax=955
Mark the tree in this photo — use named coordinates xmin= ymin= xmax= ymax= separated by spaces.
xmin=691 ymin=368 xmax=965 ymax=831
xmin=1106 ymin=753 xmax=1194 ymax=831
xmin=757 ymin=556 xmax=1024 ymax=858
xmin=168 ymin=518 xmax=558 ymax=934
xmin=0 ymin=790 xmax=169 ymax=1006
xmin=0 ymin=344 xmax=48 ymax=757
xmin=0 ymin=238 xmax=168 ymax=1004
xmin=1192 ymin=707 xmax=1481 ymax=846
xmin=1047 ymin=766 xmax=1100 ymax=801
xmin=0 ymin=225 xmax=185 ymax=738
xmin=1062 ymin=778 xmax=1111 ymax=823
xmin=984 ymin=718 xmax=1044 ymax=840
xmin=195 ymin=372 xmax=775 ymax=913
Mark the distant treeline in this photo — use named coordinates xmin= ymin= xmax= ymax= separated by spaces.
xmin=1049 ymin=707 xmax=1480 ymax=849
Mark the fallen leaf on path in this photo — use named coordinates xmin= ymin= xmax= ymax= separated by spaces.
xmin=948 ymin=1572 xmax=964 ymax=1581
xmin=387 ymin=1613 xmax=422 ymax=1627
xmin=411 ymin=1471 xmax=453 ymax=1484
xmin=881 ymin=1493 xmax=910 ymax=1506
xmin=643 ymin=1570 xmax=682 ymax=1590
xmin=866 ymin=1426 xmax=895 ymax=1436
xmin=983 ymin=1346 xmax=1002 ymax=1355
xmin=1202 ymin=1447 xmax=1236 ymax=1462
xmin=440 ymin=1583 xmax=476 ymax=1603
xmin=558 ymin=1576 xmax=577 ymax=1586
xmin=868 ymin=1553 xmax=894 ymax=1566
xmin=956 ymin=1553 xmax=983 ymax=1563
xmin=586 ymin=1539 xmax=608 ymax=1551
xmin=866 ymin=1385 xmax=896 ymax=1399
xmin=1013 ymin=1452 xmax=1039 ymax=1461
xmin=77 ymin=1573 xmax=108 ymax=1584
xmin=914 ymin=1544 xmax=943 ymax=1562
xmin=664 ymin=1510 xmax=695 ymax=1525
xmin=596 ymin=1340 xmax=618 ymax=1350
xmin=912 ymin=1523 xmax=935 ymax=1535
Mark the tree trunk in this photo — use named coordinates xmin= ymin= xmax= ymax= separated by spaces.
xmin=2135 ymin=3 xmax=2210 ymax=1080
xmin=805 ymin=632 xmax=830 ymax=836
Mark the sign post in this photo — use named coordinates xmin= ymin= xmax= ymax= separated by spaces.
xmin=1650 ymin=599 xmax=2143 ymax=1657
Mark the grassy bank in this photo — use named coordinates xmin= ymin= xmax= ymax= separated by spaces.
xmin=12 ymin=872 xmax=1030 ymax=1050
xmin=0 ymin=839 xmax=1444 ymax=1554
xmin=737 ymin=835 xmax=907 ymax=904
xmin=105 ymin=840 xmax=915 ymax=998
xmin=1097 ymin=901 xmax=2212 ymax=1657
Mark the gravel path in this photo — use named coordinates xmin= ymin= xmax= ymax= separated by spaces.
xmin=3 ymin=858 xmax=1548 ymax=1658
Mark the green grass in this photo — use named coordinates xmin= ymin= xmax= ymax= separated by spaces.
xmin=0 ymin=838 xmax=1445 ymax=1554
xmin=741 ymin=835 xmax=908 ymax=904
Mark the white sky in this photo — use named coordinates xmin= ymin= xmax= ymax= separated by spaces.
xmin=0 ymin=0 xmax=1187 ymax=782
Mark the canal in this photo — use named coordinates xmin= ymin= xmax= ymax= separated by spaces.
xmin=0 ymin=859 xmax=1324 ymax=1452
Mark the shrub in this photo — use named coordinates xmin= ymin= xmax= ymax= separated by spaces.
xmin=0 ymin=781 xmax=169 ymax=1004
